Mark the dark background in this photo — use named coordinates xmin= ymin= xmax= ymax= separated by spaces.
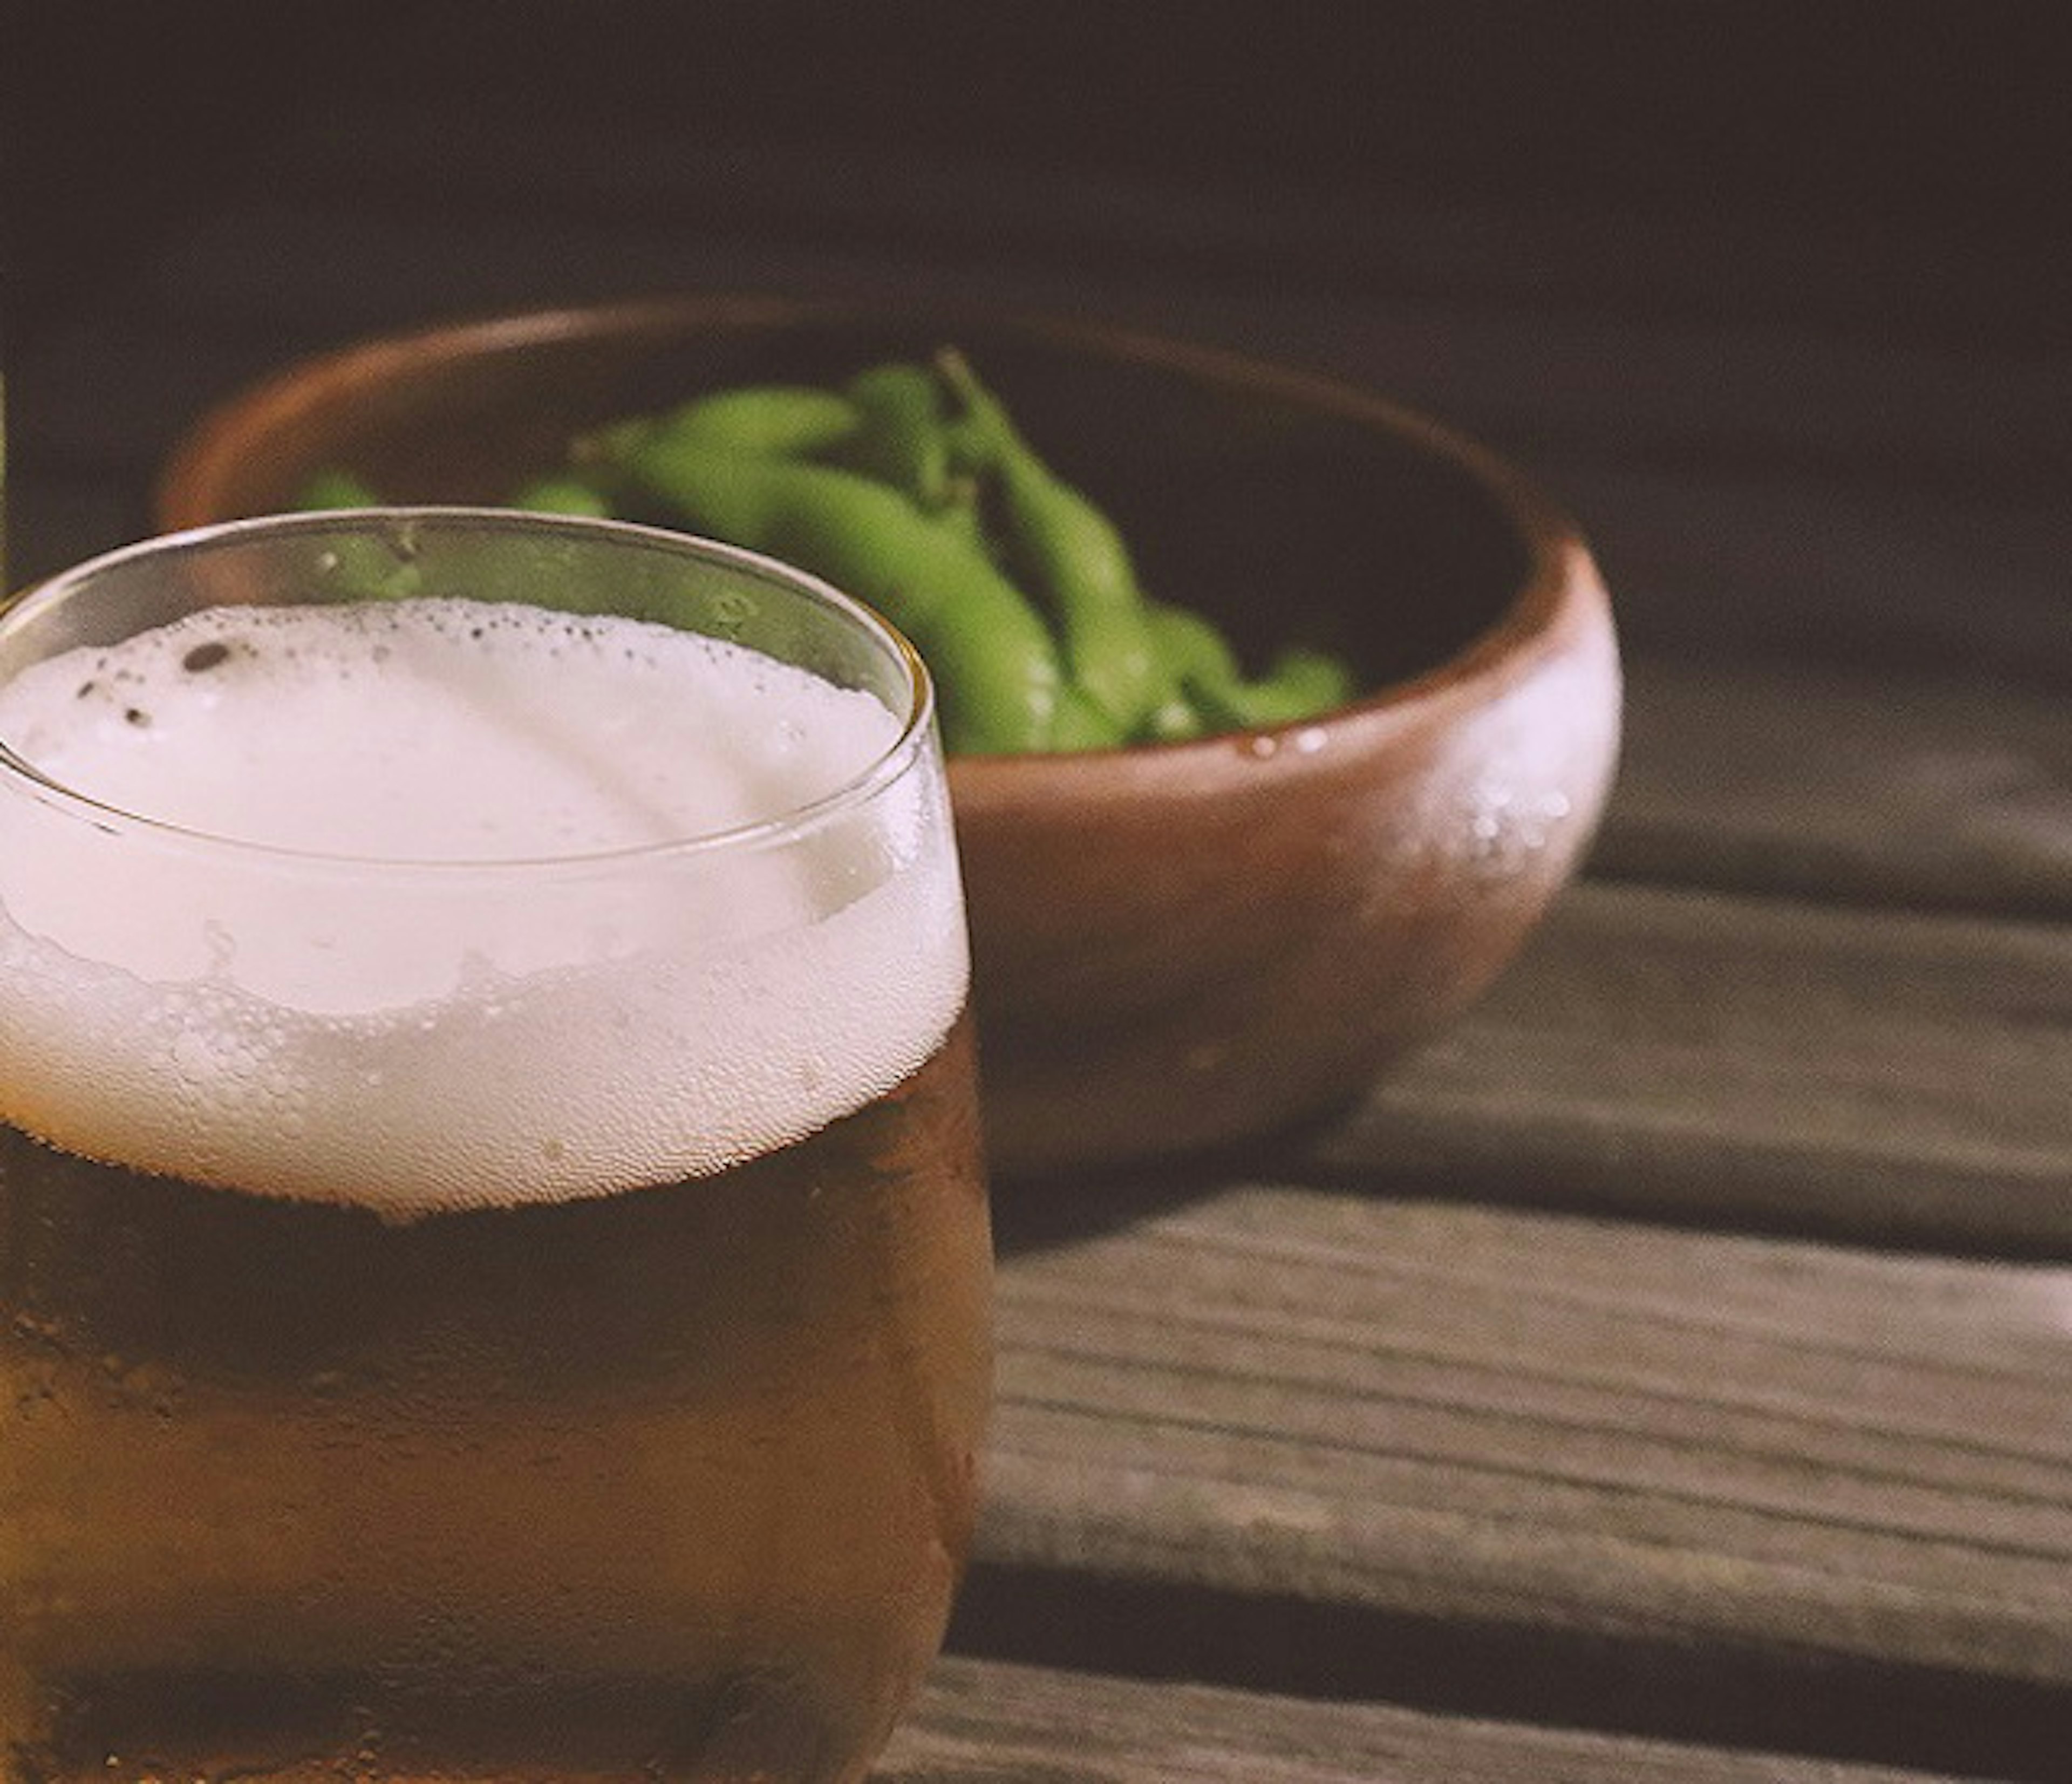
xmin=6 ymin=2 xmax=2067 ymax=342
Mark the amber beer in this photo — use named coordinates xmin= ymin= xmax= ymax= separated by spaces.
xmin=0 ymin=515 xmax=991 ymax=1783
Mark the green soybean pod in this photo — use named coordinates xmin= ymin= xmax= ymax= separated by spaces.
xmin=285 ymin=473 xmax=427 ymax=604
xmin=606 ymin=431 xmax=1065 ymax=755
xmin=583 ymin=384 xmax=863 ymax=466
xmin=295 ymin=466 xmax=385 ymax=511
xmin=1134 ymin=694 xmax=1209 ymax=744
xmin=1127 ymin=602 xmax=1237 ymax=741
xmin=831 ymin=362 xmax=956 ymax=508
xmin=1047 ymin=684 xmax=1127 ymax=752
xmin=1148 ymin=602 xmax=1243 ymax=696
xmin=936 ymin=349 xmax=1169 ymax=736
xmin=1248 ymin=648 xmax=1358 ymax=720
xmin=1193 ymin=646 xmax=1359 ymax=732
xmin=505 ymin=474 xmax=616 ymax=518
xmin=1147 ymin=604 xmax=1359 ymax=736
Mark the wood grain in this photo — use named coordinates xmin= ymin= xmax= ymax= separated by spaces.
xmin=1599 ymin=657 xmax=2072 ymax=918
xmin=880 ymin=1656 xmax=1950 ymax=1782
xmin=1555 ymin=465 xmax=2071 ymax=686
xmin=1314 ymin=881 xmax=2072 ymax=1251
xmin=979 ymin=1180 xmax=2072 ymax=1713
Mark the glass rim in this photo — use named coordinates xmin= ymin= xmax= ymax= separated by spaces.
xmin=0 ymin=507 xmax=939 ymax=877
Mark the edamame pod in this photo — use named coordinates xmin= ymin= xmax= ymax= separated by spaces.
xmin=604 ymin=432 xmax=1065 ymax=755
xmin=583 ymin=384 xmax=863 ymax=464
xmin=829 ymin=363 xmax=955 ymax=509
xmin=295 ymin=466 xmax=384 ymax=510
xmin=288 ymin=472 xmax=425 ymax=603
xmin=506 ymin=474 xmax=616 ymax=518
xmin=1191 ymin=646 xmax=1358 ymax=731
xmin=1148 ymin=603 xmax=1357 ymax=734
xmin=936 ymin=349 xmax=1169 ymax=737
xmin=1148 ymin=602 xmax=1242 ymax=696
xmin=1048 ymin=685 xmax=1127 ymax=752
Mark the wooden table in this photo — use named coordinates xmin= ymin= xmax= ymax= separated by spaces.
xmin=5 ymin=11 xmax=2067 ymax=1779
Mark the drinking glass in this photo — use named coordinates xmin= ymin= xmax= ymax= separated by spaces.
xmin=0 ymin=510 xmax=992 ymax=1782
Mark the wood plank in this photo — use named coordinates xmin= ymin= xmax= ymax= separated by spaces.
xmin=975 ymin=1183 xmax=2072 ymax=1762
xmin=1597 ymin=656 xmax=2072 ymax=919
xmin=1558 ymin=465 xmax=2072 ymax=688
xmin=878 ymin=1656 xmax=1951 ymax=1783
xmin=1311 ymin=881 xmax=2072 ymax=1252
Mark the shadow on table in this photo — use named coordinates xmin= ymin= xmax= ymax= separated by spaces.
xmin=946 ymin=1562 xmax=2070 ymax=1782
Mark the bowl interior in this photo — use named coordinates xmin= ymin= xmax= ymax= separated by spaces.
xmin=160 ymin=301 xmax=1537 ymax=702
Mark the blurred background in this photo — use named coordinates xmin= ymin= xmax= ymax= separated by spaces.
xmin=7 ymin=3 xmax=2067 ymax=297
xmin=9 ymin=4 xmax=2066 ymax=317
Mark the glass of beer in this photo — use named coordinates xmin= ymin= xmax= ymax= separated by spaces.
xmin=0 ymin=510 xmax=991 ymax=1782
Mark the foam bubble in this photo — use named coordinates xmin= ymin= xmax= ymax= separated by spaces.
xmin=2 ymin=598 xmax=893 ymax=861
xmin=0 ymin=600 xmax=967 ymax=1218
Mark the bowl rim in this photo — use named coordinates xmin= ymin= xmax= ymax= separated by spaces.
xmin=154 ymin=291 xmax=1609 ymax=791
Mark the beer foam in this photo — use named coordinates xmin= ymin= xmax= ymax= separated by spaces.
xmin=0 ymin=600 xmax=967 ymax=1218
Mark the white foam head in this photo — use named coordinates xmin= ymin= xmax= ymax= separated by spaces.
xmin=0 ymin=597 xmax=967 ymax=1219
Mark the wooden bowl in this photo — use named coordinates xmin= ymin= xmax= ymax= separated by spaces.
xmin=157 ymin=295 xmax=1621 ymax=1177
